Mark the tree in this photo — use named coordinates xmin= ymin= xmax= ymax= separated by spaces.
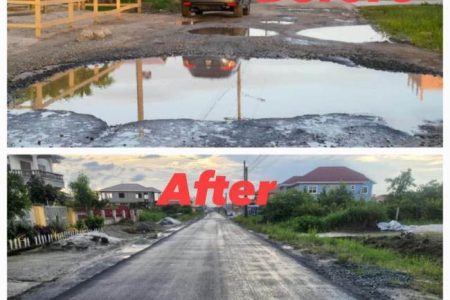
xmin=317 ymin=185 xmax=354 ymax=209
xmin=69 ymin=174 xmax=104 ymax=213
xmin=8 ymin=172 xmax=31 ymax=221
xmin=27 ymin=175 xmax=61 ymax=205
xmin=385 ymin=169 xmax=416 ymax=198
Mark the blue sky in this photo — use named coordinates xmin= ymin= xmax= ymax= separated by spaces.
xmin=53 ymin=155 xmax=442 ymax=197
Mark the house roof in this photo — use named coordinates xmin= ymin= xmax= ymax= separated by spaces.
xmin=281 ymin=167 xmax=374 ymax=186
xmin=99 ymin=183 xmax=161 ymax=193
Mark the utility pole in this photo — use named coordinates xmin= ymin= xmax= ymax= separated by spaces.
xmin=244 ymin=160 xmax=248 ymax=217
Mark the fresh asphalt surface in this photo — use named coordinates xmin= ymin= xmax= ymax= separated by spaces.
xmin=57 ymin=212 xmax=355 ymax=300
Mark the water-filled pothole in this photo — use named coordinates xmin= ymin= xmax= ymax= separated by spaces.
xmin=297 ymin=25 xmax=388 ymax=43
xmin=9 ymin=57 xmax=442 ymax=136
xmin=261 ymin=20 xmax=294 ymax=25
xmin=188 ymin=27 xmax=278 ymax=36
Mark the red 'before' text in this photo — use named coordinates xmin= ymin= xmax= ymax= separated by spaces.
xmin=157 ymin=170 xmax=278 ymax=206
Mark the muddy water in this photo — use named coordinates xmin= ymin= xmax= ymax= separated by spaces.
xmin=189 ymin=27 xmax=278 ymax=36
xmin=297 ymin=25 xmax=388 ymax=43
xmin=9 ymin=57 xmax=442 ymax=134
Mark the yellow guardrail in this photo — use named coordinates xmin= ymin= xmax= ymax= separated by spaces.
xmin=7 ymin=0 xmax=142 ymax=38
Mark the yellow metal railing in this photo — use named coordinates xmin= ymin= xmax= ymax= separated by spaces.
xmin=7 ymin=0 xmax=142 ymax=38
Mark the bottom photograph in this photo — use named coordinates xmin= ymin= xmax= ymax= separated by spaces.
xmin=7 ymin=154 xmax=443 ymax=300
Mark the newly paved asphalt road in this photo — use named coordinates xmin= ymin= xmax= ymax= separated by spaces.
xmin=59 ymin=212 xmax=355 ymax=300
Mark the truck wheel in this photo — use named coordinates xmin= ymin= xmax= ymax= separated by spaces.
xmin=182 ymin=6 xmax=190 ymax=17
xmin=233 ymin=4 xmax=243 ymax=17
xmin=243 ymin=4 xmax=250 ymax=15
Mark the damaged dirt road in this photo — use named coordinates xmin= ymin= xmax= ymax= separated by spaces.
xmin=55 ymin=213 xmax=356 ymax=300
xmin=7 ymin=1 xmax=443 ymax=147
xmin=7 ymin=0 xmax=442 ymax=85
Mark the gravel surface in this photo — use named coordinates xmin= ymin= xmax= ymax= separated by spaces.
xmin=7 ymin=111 xmax=441 ymax=147
xmin=7 ymin=0 xmax=442 ymax=92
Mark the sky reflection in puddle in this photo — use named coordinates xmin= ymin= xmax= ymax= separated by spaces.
xmin=297 ymin=25 xmax=389 ymax=43
xmin=9 ymin=57 xmax=442 ymax=133
xmin=189 ymin=27 xmax=278 ymax=36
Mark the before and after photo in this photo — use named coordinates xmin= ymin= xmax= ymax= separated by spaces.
xmin=4 ymin=0 xmax=445 ymax=299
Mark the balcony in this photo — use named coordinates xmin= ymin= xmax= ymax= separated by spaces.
xmin=10 ymin=169 xmax=64 ymax=189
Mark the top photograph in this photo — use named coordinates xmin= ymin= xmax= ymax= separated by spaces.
xmin=6 ymin=0 xmax=443 ymax=148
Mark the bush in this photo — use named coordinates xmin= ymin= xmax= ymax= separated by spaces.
xmin=75 ymin=219 xmax=86 ymax=230
xmin=84 ymin=215 xmax=104 ymax=230
xmin=262 ymin=190 xmax=315 ymax=222
xmin=295 ymin=215 xmax=325 ymax=232
xmin=324 ymin=203 xmax=387 ymax=231
xmin=7 ymin=221 xmax=35 ymax=240
xmin=139 ymin=209 xmax=166 ymax=222
xmin=48 ymin=216 xmax=67 ymax=233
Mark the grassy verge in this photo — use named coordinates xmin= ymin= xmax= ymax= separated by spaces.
xmin=87 ymin=0 xmax=179 ymax=13
xmin=139 ymin=208 xmax=204 ymax=223
xmin=235 ymin=216 xmax=442 ymax=296
xmin=359 ymin=4 xmax=442 ymax=51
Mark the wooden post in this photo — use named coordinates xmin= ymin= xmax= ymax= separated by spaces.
xmin=137 ymin=0 xmax=142 ymax=13
xmin=237 ymin=65 xmax=241 ymax=121
xmin=93 ymin=0 xmax=99 ymax=23
xmin=68 ymin=0 xmax=74 ymax=28
xmin=34 ymin=0 xmax=42 ymax=38
xmin=68 ymin=70 xmax=75 ymax=95
xmin=34 ymin=83 xmax=44 ymax=109
xmin=136 ymin=59 xmax=144 ymax=122
xmin=116 ymin=0 xmax=121 ymax=17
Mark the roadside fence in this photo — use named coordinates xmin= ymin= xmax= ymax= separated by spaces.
xmin=7 ymin=0 xmax=142 ymax=38
xmin=7 ymin=228 xmax=101 ymax=253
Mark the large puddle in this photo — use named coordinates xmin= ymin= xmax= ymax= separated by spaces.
xmin=297 ymin=25 xmax=389 ymax=43
xmin=9 ymin=57 xmax=442 ymax=136
xmin=189 ymin=27 xmax=278 ymax=36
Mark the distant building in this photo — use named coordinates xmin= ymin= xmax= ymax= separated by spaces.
xmin=7 ymin=155 xmax=64 ymax=189
xmin=278 ymin=166 xmax=375 ymax=201
xmin=99 ymin=183 xmax=161 ymax=207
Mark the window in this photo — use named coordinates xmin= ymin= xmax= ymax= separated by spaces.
xmin=38 ymin=164 xmax=47 ymax=172
xmin=361 ymin=186 xmax=368 ymax=194
xmin=118 ymin=193 xmax=125 ymax=198
xmin=135 ymin=193 xmax=142 ymax=199
xmin=308 ymin=185 xmax=317 ymax=194
xmin=350 ymin=185 xmax=355 ymax=192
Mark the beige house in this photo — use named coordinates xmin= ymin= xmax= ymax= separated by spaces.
xmin=7 ymin=155 xmax=64 ymax=189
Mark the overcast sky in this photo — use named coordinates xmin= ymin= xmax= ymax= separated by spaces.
xmin=53 ymin=155 xmax=442 ymax=199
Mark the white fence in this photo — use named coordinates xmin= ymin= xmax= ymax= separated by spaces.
xmin=7 ymin=228 xmax=96 ymax=253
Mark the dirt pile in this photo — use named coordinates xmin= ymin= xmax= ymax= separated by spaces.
xmin=360 ymin=233 xmax=442 ymax=261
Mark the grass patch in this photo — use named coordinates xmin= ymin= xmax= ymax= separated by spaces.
xmin=235 ymin=216 xmax=442 ymax=296
xmin=142 ymin=0 xmax=180 ymax=12
xmin=175 ymin=211 xmax=204 ymax=222
xmin=359 ymin=4 xmax=442 ymax=51
xmin=139 ymin=208 xmax=167 ymax=222
xmin=86 ymin=0 xmax=179 ymax=13
xmin=139 ymin=208 xmax=204 ymax=223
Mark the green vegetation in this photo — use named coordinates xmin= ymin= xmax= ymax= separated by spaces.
xmin=384 ymin=170 xmax=442 ymax=223
xmin=235 ymin=216 xmax=442 ymax=296
xmin=84 ymin=215 xmax=105 ymax=230
xmin=262 ymin=187 xmax=387 ymax=232
xmin=95 ymin=0 xmax=180 ymax=12
xmin=27 ymin=175 xmax=69 ymax=206
xmin=142 ymin=0 xmax=179 ymax=12
xmin=139 ymin=205 xmax=204 ymax=223
xmin=233 ymin=169 xmax=443 ymax=295
xmin=7 ymin=172 xmax=31 ymax=221
xmin=359 ymin=4 xmax=442 ymax=51
xmin=139 ymin=208 xmax=167 ymax=222
xmin=69 ymin=173 xmax=108 ymax=213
